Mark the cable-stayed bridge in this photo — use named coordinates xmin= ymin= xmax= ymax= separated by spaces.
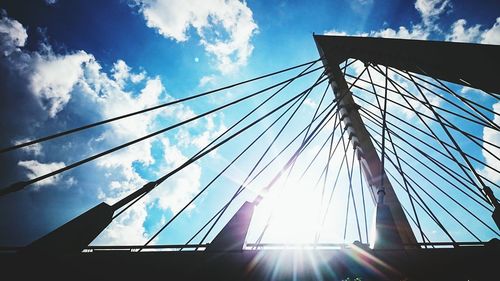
xmin=0 ymin=35 xmax=499 ymax=280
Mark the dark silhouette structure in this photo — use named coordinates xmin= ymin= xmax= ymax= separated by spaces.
xmin=1 ymin=35 xmax=499 ymax=280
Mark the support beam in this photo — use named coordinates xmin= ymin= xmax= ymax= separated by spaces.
xmin=313 ymin=35 xmax=500 ymax=94
xmin=206 ymin=201 xmax=255 ymax=252
xmin=20 ymin=181 xmax=157 ymax=254
xmin=21 ymin=203 xmax=114 ymax=254
xmin=484 ymin=186 xmax=500 ymax=230
xmin=314 ymin=35 xmax=418 ymax=248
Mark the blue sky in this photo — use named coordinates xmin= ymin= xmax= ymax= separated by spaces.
xmin=0 ymin=0 xmax=498 ymax=247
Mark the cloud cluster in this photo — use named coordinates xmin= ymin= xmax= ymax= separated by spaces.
xmin=414 ymin=0 xmax=451 ymax=27
xmin=17 ymin=160 xmax=65 ymax=187
xmin=30 ymin=51 xmax=93 ymax=117
xmin=370 ymin=25 xmax=429 ymax=40
xmin=371 ymin=0 xmax=454 ymax=39
xmin=13 ymin=138 xmax=43 ymax=156
xmin=0 ymin=11 xmax=226 ymax=245
xmin=325 ymin=24 xmax=429 ymax=40
xmin=325 ymin=0 xmax=453 ymax=40
xmin=0 ymin=10 xmax=27 ymax=56
xmin=133 ymin=0 xmax=258 ymax=74
xmin=446 ymin=17 xmax=500 ymax=44
xmin=480 ymin=102 xmax=500 ymax=183
xmin=111 ymin=59 xmax=146 ymax=87
xmin=327 ymin=0 xmax=500 ymax=45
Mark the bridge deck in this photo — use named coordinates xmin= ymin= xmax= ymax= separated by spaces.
xmin=1 ymin=244 xmax=498 ymax=280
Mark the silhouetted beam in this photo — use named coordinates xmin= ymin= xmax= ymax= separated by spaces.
xmin=313 ymin=35 xmax=500 ymax=94
xmin=484 ymin=186 xmax=500 ymax=230
xmin=20 ymin=203 xmax=114 ymax=254
xmin=19 ymin=182 xmax=157 ymax=254
xmin=206 ymin=201 xmax=255 ymax=252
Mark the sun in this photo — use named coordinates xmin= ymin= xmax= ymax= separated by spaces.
xmin=248 ymin=179 xmax=331 ymax=245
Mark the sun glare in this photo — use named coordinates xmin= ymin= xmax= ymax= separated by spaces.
xmin=249 ymin=179 xmax=337 ymax=245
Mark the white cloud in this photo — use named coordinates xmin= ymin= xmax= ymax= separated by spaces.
xmin=324 ymin=29 xmax=349 ymax=36
xmin=17 ymin=160 xmax=65 ymax=188
xmin=94 ymin=201 xmax=149 ymax=245
xmin=45 ymin=0 xmax=57 ymax=5
xmin=30 ymin=50 xmax=93 ymax=117
xmin=371 ymin=25 xmax=429 ymax=40
xmin=133 ymin=0 xmax=258 ymax=73
xmin=304 ymin=98 xmax=317 ymax=109
xmin=95 ymin=76 xmax=165 ymax=143
xmin=73 ymin=50 xmax=228 ymax=245
xmin=131 ymin=71 xmax=146 ymax=83
xmin=445 ymin=19 xmax=481 ymax=42
xmin=149 ymin=137 xmax=202 ymax=213
xmin=414 ymin=0 xmax=451 ymax=27
xmin=111 ymin=59 xmax=131 ymax=86
xmin=111 ymin=59 xmax=146 ymax=86
xmin=445 ymin=17 xmax=500 ymax=45
xmin=347 ymin=60 xmax=441 ymax=120
xmin=480 ymin=17 xmax=500 ymax=45
xmin=85 ymin=71 xmax=207 ymax=243
xmin=198 ymin=74 xmax=216 ymax=87
xmin=324 ymin=0 xmax=455 ymax=40
xmin=480 ymin=102 xmax=500 ymax=183
xmin=174 ymin=113 xmax=227 ymax=152
xmin=13 ymin=138 xmax=43 ymax=156
xmin=0 ymin=12 xmax=227 ymax=245
xmin=192 ymin=122 xmax=227 ymax=150
xmin=65 ymin=176 xmax=77 ymax=187
xmin=324 ymin=24 xmax=429 ymax=40
xmin=159 ymin=101 xmax=196 ymax=122
xmin=324 ymin=1 xmax=498 ymax=47
xmin=0 ymin=10 xmax=28 ymax=55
